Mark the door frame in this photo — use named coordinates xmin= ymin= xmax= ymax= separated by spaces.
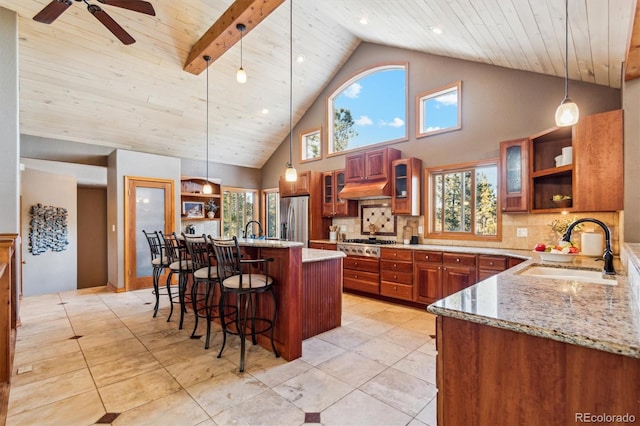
xmin=124 ymin=176 xmax=175 ymax=291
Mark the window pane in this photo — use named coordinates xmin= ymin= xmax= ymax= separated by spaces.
xmin=222 ymin=190 xmax=256 ymax=238
xmin=329 ymin=65 xmax=406 ymax=154
xmin=475 ymin=166 xmax=498 ymax=236
xmin=434 ymin=174 xmax=443 ymax=232
xmin=265 ymin=192 xmax=279 ymax=238
xmin=418 ymin=82 xmax=461 ymax=137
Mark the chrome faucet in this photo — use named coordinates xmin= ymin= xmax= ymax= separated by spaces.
xmin=561 ymin=218 xmax=615 ymax=275
xmin=243 ymin=220 xmax=264 ymax=239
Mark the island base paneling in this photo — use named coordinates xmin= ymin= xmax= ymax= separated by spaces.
xmin=302 ymin=258 xmax=342 ymax=339
xmin=437 ymin=316 xmax=640 ymax=425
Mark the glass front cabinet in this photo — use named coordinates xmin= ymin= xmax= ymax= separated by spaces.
xmin=499 ymin=138 xmax=529 ymax=213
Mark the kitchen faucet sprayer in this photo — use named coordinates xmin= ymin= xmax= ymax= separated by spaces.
xmin=561 ymin=218 xmax=615 ymax=275
xmin=243 ymin=220 xmax=264 ymax=239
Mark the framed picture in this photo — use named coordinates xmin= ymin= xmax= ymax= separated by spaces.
xmin=300 ymin=127 xmax=322 ymax=162
xmin=416 ymin=80 xmax=461 ymax=138
xmin=182 ymin=201 xmax=204 ymax=218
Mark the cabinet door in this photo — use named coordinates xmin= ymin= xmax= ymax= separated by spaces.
xmin=321 ymin=172 xmax=334 ymax=217
xmin=365 ymin=149 xmax=388 ymax=180
xmin=414 ymin=262 xmax=442 ymax=303
xmin=334 ymin=170 xmax=357 ymax=217
xmin=573 ymin=109 xmax=623 ymax=212
xmin=392 ymin=157 xmax=421 ymax=216
xmin=345 ymin=153 xmax=365 ymax=183
xmin=443 ymin=265 xmax=476 ymax=295
xmin=500 ymin=138 xmax=529 ymax=212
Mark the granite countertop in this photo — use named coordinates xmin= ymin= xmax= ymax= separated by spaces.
xmin=236 ymin=238 xmax=304 ymax=248
xmin=428 ymin=251 xmax=640 ymax=359
xmin=302 ymin=248 xmax=346 ymax=263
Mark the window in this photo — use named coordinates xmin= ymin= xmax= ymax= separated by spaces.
xmin=327 ymin=64 xmax=407 ymax=155
xmin=262 ymin=189 xmax=280 ymax=239
xmin=427 ymin=160 xmax=500 ymax=240
xmin=417 ymin=81 xmax=461 ymax=138
xmin=222 ymin=187 xmax=257 ymax=238
xmin=300 ymin=127 xmax=321 ymax=162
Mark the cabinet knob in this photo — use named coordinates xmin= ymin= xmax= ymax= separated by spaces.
xmin=355 ymin=274 xmax=358 ymax=279
xmin=443 ymin=267 xmax=447 ymax=271
xmin=393 ymin=263 xmax=397 ymax=268
xmin=354 ymin=262 xmax=358 ymax=267
xmin=489 ymin=261 xmax=494 ymax=266
xmin=456 ymin=258 xmax=460 ymax=262
xmin=393 ymin=253 xmax=397 ymax=257
xmin=393 ymin=274 xmax=397 ymax=279
xmin=425 ymin=255 xmax=429 ymax=260
xmin=393 ymin=286 xmax=398 ymax=290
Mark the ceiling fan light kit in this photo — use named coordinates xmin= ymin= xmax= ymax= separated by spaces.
xmin=33 ymin=0 xmax=156 ymax=45
xmin=555 ymin=0 xmax=579 ymax=127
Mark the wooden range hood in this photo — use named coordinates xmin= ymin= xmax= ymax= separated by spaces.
xmin=338 ymin=180 xmax=392 ymax=200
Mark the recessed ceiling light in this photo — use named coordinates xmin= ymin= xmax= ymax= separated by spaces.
xmin=261 ymin=108 xmax=269 ymax=114
xmin=296 ymin=54 xmax=305 ymax=63
xmin=430 ymin=26 xmax=443 ymax=35
xmin=359 ymin=17 xmax=368 ymax=25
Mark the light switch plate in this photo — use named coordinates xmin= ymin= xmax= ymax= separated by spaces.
xmin=418 ymin=226 xmax=424 ymax=234
xmin=516 ymin=228 xmax=528 ymax=237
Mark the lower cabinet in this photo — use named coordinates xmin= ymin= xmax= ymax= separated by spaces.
xmin=343 ymin=256 xmax=380 ymax=294
xmin=380 ymin=248 xmax=413 ymax=301
xmin=414 ymin=251 xmax=444 ymax=304
xmin=308 ymin=242 xmax=337 ymax=250
xmin=477 ymin=255 xmax=508 ymax=281
xmin=442 ymin=253 xmax=477 ymax=296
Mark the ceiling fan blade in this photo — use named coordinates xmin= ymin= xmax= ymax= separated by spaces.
xmin=33 ymin=0 xmax=73 ymax=24
xmin=88 ymin=5 xmax=136 ymax=45
xmin=96 ymin=0 xmax=156 ymax=16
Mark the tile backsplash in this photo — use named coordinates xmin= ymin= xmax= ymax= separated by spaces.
xmin=331 ymin=201 xmax=621 ymax=253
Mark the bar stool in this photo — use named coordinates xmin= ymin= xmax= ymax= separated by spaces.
xmin=182 ymin=233 xmax=221 ymax=349
xmin=212 ymin=236 xmax=279 ymax=372
xmin=160 ymin=232 xmax=191 ymax=329
xmin=142 ymin=230 xmax=169 ymax=317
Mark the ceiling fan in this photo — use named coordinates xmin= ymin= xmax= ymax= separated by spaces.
xmin=33 ymin=0 xmax=156 ymax=45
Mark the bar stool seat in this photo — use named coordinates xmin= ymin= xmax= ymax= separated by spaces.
xmin=212 ymin=236 xmax=279 ymax=372
xmin=161 ymin=232 xmax=192 ymax=328
xmin=142 ymin=230 xmax=170 ymax=317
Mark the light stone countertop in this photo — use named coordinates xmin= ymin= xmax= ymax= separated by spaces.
xmin=302 ymin=248 xmax=346 ymax=263
xmin=428 ymin=252 xmax=640 ymax=359
xmin=235 ymin=238 xmax=304 ymax=248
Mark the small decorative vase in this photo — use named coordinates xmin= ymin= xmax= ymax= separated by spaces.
xmin=207 ymin=211 xmax=215 ymax=219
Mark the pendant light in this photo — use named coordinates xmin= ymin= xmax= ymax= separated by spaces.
xmin=555 ymin=0 xmax=579 ymax=127
xmin=284 ymin=0 xmax=297 ymax=182
xmin=236 ymin=23 xmax=247 ymax=84
xmin=202 ymin=55 xmax=213 ymax=195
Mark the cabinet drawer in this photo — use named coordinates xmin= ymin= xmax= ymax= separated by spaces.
xmin=344 ymin=256 xmax=379 ymax=273
xmin=380 ymin=281 xmax=413 ymax=301
xmin=381 ymin=269 xmax=413 ymax=285
xmin=380 ymin=248 xmax=413 ymax=261
xmin=443 ymin=253 xmax=476 ymax=267
xmin=380 ymin=259 xmax=413 ymax=273
xmin=478 ymin=255 xmax=507 ymax=271
xmin=343 ymin=268 xmax=379 ymax=283
xmin=413 ymin=250 xmax=443 ymax=263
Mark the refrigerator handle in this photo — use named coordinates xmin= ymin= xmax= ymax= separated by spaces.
xmin=287 ymin=202 xmax=296 ymax=241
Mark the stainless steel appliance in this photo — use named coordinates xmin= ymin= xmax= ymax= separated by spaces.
xmin=280 ymin=196 xmax=310 ymax=246
xmin=337 ymin=239 xmax=396 ymax=258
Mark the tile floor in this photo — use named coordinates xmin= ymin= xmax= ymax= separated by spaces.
xmin=7 ymin=287 xmax=438 ymax=426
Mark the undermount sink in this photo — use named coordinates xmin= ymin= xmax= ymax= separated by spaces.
xmin=518 ymin=265 xmax=617 ymax=285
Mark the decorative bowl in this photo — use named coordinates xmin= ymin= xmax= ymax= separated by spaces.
xmin=551 ymin=198 xmax=572 ymax=208
xmin=535 ymin=251 xmax=578 ymax=263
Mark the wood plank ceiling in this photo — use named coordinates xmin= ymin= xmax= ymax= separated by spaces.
xmin=0 ymin=0 xmax=635 ymax=169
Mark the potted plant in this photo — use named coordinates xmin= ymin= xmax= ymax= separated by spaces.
xmin=205 ymin=199 xmax=218 ymax=219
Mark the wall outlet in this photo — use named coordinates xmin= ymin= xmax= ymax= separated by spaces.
xmin=516 ymin=228 xmax=528 ymax=237
xmin=340 ymin=225 xmax=347 ymax=232
xmin=418 ymin=226 xmax=424 ymax=234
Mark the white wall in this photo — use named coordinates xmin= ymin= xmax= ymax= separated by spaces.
xmin=21 ymin=169 xmax=77 ymax=296
xmin=107 ymin=149 xmax=181 ymax=289
xmin=0 ymin=7 xmax=20 ymax=233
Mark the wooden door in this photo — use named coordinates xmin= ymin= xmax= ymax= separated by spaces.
xmin=124 ymin=177 xmax=175 ymax=291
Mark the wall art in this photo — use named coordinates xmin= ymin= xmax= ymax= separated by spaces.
xmin=29 ymin=203 xmax=69 ymax=255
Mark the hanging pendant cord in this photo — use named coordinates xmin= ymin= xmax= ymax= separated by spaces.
xmin=240 ymin=29 xmax=243 ymax=68
xmin=205 ymin=55 xmax=210 ymax=182
xmin=288 ymin=0 xmax=293 ymax=166
xmin=564 ymin=0 xmax=569 ymax=99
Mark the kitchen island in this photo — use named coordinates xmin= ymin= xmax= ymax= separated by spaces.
xmin=428 ymin=252 xmax=640 ymax=425
xmin=235 ymin=239 xmax=344 ymax=361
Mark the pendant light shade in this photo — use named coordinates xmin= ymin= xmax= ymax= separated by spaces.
xmin=202 ymin=55 xmax=213 ymax=195
xmin=284 ymin=0 xmax=297 ymax=182
xmin=236 ymin=23 xmax=247 ymax=84
xmin=555 ymin=0 xmax=579 ymax=127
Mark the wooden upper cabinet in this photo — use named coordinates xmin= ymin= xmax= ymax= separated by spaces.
xmin=572 ymin=109 xmax=623 ymax=212
xmin=392 ymin=157 xmax=422 ymax=215
xmin=344 ymin=147 xmax=401 ymax=183
xmin=528 ymin=109 xmax=623 ymax=213
xmin=322 ymin=169 xmax=357 ymax=217
xmin=499 ymin=138 xmax=529 ymax=213
xmin=279 ymin=171 xmax=310 ymax=197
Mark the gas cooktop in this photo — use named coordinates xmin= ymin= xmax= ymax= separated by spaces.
xmin=342 ymin=238 xmax=396 ymax=245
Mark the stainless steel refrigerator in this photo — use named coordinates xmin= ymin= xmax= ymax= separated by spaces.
xmin=280 ymin=196 xmax=310 ymax=246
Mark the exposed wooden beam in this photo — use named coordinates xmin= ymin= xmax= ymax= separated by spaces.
xmin=183 ymin=0 xmax=285 ymax=75
xmin=625 ymin=0 xmax=640 ymax=80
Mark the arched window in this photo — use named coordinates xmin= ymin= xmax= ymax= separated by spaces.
xmin=327 ymin=64 xmax=407 ymax=155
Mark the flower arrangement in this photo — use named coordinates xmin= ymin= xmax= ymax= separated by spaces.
xmin=206 ymin=199 xmax=218 ymax=218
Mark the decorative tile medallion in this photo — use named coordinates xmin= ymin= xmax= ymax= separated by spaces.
xmin=360 ymin=204 xmax=396 ymax=236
